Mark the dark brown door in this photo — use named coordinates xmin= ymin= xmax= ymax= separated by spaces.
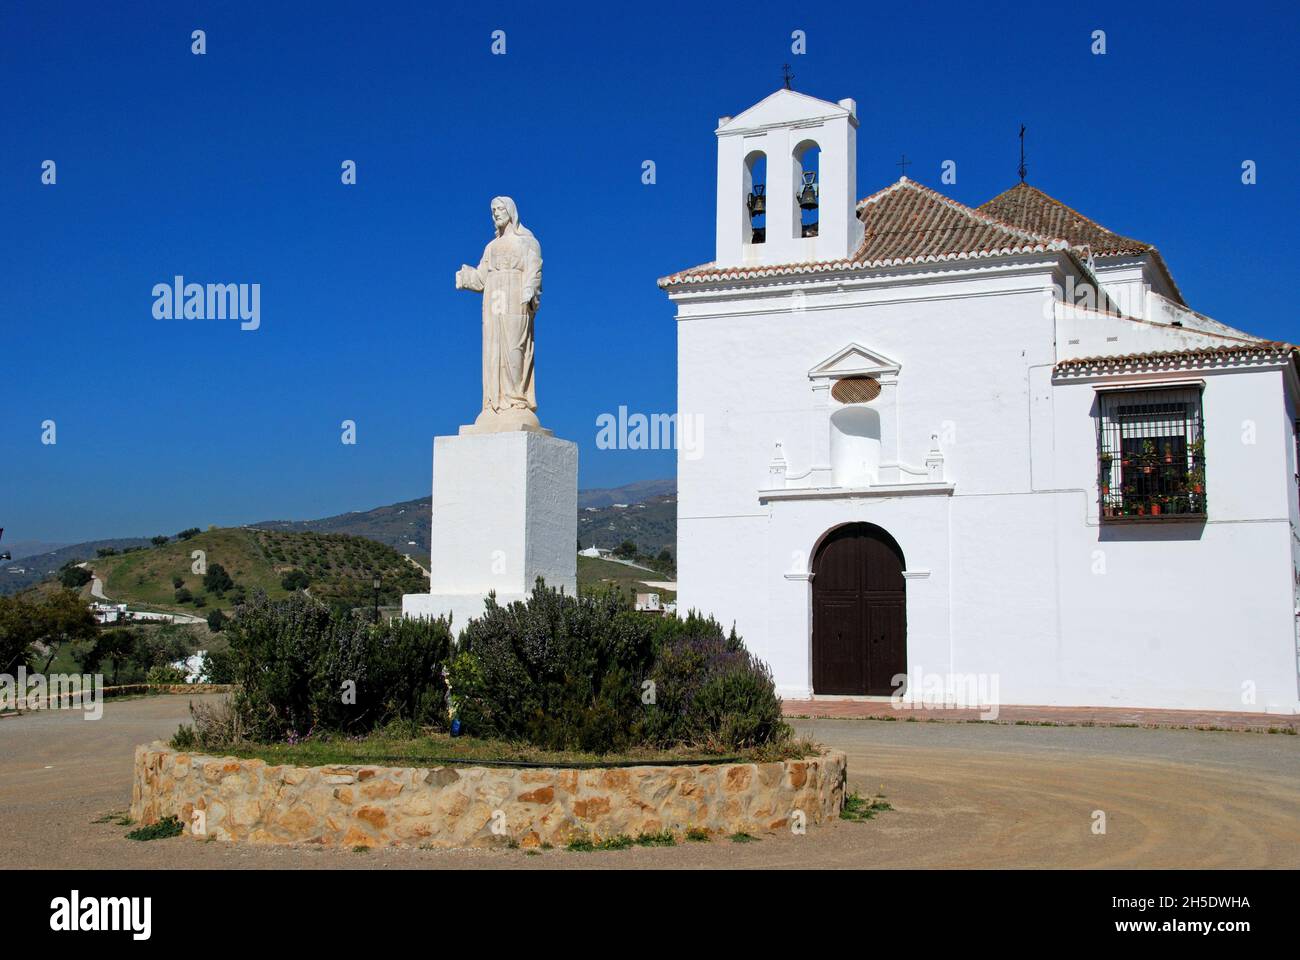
xmin=812 ymin=524 xmax=906 ymax=695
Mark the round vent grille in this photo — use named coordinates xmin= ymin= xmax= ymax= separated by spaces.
xmin=831 ymin=376 xmax=881 ymax=404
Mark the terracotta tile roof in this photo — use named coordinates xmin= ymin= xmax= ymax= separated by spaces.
xmin=659 ymin=178 xmax=1067 ymax=288
xmin=1054 ymin=342 xmax=1298 ymax=372
xmin=978 ymin=182 xmax=1152 ymax=256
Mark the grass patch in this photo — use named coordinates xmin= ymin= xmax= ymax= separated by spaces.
xmin=125 ymin=816 xmax=183 ymax=841
xmin=634 ymin=830 xmax=676 ymax=847
xmin=576 ymin=555 xmax=676 ymax=602
xmin=840 ymin=792 xmax=893 ymax=822
xmin=352 ymin=845 xmax=370 ymax=853
xmin=685 ymin=827 xmax=711 ymax=843
xmin=728 ymin=832 xmax=758 ymax=843
xmin=566 ymin=834 xmax=634 ymax=852
xmin=205 ymin=729 xmax=819 ymax=769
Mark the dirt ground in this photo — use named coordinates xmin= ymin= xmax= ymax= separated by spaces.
xmin=2 ymin=694 xmax=1297 ymax=869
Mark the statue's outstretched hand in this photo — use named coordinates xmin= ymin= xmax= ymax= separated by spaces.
xmin=455 ymin=265 xmax=474 ymax=290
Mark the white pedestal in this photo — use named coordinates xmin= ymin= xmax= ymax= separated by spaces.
xmin=402 ymin=430 xmax=577 ymax=632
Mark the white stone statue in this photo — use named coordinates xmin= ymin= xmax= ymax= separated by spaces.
xmin=455 ymin=196 xmax=546 ymax=434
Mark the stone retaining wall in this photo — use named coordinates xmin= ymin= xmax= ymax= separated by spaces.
xmin=131 ymin=742 xmax=846 ymax=848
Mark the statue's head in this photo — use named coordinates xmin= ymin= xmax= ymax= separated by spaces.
xmin=491 ymin=196 xmax=517 ymax=234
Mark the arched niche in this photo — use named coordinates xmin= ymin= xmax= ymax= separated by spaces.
xmin=792 ymin=139 xmax=820 ymax=239
xmin=744 ymin=150 xmax=767 ymax=244
xmin=830 ymin=405 xmax=881 ymax=487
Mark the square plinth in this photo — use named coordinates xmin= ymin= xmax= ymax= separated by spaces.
xmin=402 ymin=430 xmax=577 ymax=628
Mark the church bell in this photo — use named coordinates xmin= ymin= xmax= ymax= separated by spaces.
xmin=797 ymin=171 xmax=819 ymax=210
xmin=747 ymin=184 xmax=766 ymax=218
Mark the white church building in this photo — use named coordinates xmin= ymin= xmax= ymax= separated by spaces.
xmin=659 ymin=89 xmax=1300 ymax=714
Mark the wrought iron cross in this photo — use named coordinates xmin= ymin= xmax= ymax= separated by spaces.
xmin=1018 ymin=124 xmax=1027 ymax=182
xmin=896 ymin=153 xmax=911 ymax=178
xmin=782 ymin=63 xmax=794 ymax=89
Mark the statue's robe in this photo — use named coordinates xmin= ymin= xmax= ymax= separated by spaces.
xmin=460 ymin=229 xmax=541 ymax=414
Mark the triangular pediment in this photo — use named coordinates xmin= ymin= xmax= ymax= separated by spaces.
xmin=718 ymin=89 xmax=853 ymax=134
xmin=808 ymin=343 xmax=901 ymax=380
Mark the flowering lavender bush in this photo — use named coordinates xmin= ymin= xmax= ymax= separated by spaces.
xmin=449 ymin=583 xmax=787 ymax=753
xmin=643 ymin=613 xmax=788 ymax=751
xmin=449 ymin=583 xmax=656 ymax=752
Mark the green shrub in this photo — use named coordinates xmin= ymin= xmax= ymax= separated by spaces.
xmin=449 ymin=582 xmax=657 ymax=753
xmin=641 ymin=612 xmax=788 ymax=751
xmin=203 ymin=563 xmax=233 ymax=595
xmin=203 ymin=646 xmax=235 ymax=683
xmin=127 ymin=816 xmax=184 ymax=841
xmin=280 ymin=569 xmax=310 ymax=591
xmin=449 ymin=584 xmax=787 ymax=754
xmin=225 ymin=591 xmax=452 ymax=742
xmin=59 ymin=565 xmax=93 ymax=589
xmin=146 ymin=664 xmax=189 ymax=685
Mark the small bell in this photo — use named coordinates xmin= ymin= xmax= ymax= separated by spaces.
xmin=798 ymin=171 xmax=819 ymax=210
xmin=747 ymin=184 xmax=766 ymax=218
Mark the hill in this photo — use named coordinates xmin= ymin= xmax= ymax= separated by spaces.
xmin=252 ymin=478 xmax=678 ymax=561
xmin=577 ymin=494 xmax=676 ymax=556
xmin=2 ymin=478 xmax=678 ymax=597
xmin=88 ymin=527 xmax=427 ymax=615
xmin=577 ymin=478 xmax=675 ymax=509
xmin=251 ymin=497 xmax=432 ymax=561
xmin=0 ymin=538 xmax=153 ymax=596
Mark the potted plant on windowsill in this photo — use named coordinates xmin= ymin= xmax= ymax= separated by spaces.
xmin=1139 ymin=439 xmax=1157 ymax=475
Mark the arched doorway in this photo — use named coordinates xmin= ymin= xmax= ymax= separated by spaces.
xmin=812 ymin=523 xmax=906 ymax=696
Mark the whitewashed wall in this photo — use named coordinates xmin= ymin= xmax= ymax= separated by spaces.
xmin=672 ymin=256 xmax=1300 ymax=713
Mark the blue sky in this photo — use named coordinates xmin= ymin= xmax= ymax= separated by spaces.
xmin=2 ymin=1 xmax=1296 ymax=544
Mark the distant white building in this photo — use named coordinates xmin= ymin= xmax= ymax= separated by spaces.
xmin=635 ymin=592 xmax=662 ymax=612
xmin=578 ymin=544 xmax=610 ymax=558
xmin=169 ymin=651 xmax=209 ymax=683
xmin=661 ymin=87 xmax=1300 ymax=714
xmin=90 ymin=602 xmax=128 ymax=624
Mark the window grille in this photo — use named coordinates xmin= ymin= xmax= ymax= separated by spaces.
xmin=1097 ymin=387 xmax=1205 ymax=520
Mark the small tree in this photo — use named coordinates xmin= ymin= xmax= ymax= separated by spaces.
xmin=59 ymin=565 xmax=93 ymax=589
xmin=0 ymin=596 xmax=36 ymax=674
xmin=81 ymin=628 xmax=137 ymax=685
xmin=33 ymin=590 xmax=100 ymax=673
xmin=176 ymin=528 xmax=201 ymax=541
xmin=203 ymin=563 xmax=233 ymax=595
xmin=151 ymin=535 xmax=170 ymax=548
xmin=206 ymin=608 xmax=228 ymax=632
xmin=280 ymin=569 xmax=310 ymax=592
xmin=174 ymin=587 xmax=193 ymax=604
xmin=614 ymin=539 xmax=638 ymax=559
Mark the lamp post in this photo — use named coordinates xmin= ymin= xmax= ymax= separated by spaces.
xmin=372 ymin=574 xmax=381 ymax=623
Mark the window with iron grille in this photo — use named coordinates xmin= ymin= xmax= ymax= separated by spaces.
xmin=1097 ymin=387 xmax=1205 ymax=520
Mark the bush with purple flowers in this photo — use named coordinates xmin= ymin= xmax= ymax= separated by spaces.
xmin=448 ymin=582 xmax=788 ymax=753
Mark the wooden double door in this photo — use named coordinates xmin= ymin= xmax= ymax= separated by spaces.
xmin=812 ymin=523 xmax=907 ymax=696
